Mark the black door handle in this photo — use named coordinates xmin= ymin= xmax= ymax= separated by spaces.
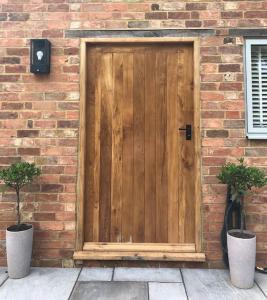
xmin=178 ymin=124 xmax=192 ymax=140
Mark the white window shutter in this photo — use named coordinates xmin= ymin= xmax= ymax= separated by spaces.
xmin=246 ymin=39 xmax=267 ymax=139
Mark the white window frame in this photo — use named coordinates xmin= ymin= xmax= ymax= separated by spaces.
xmin=245 ymin=38 xmax=267 ymax=139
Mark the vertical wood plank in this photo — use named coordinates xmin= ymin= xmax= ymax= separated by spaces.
xmin=110 ymin=53 xmax=123 ymax=242
xmin=133 ymin=52 xmax=145 ymax=243
xmin=155 ymin=51 xmax=168 ymax=243
xmin=144 ymin=49 xmax=156 ymax=243
xmin=92 ymin=51 xmax=101 ymax=242
xmin=193 ymin=39 xmax=202 ymax=252
xmin=84 ymin=48 xmax=96 ymax=242
xmin=121 ymin=52 xmax=134 ymax=243
xmin=99 ymin=52 xmax=113 ymax=242
xmin=167 ymin=51 xmax=179 ymax=243
xmin=76 ymin=40 xmax=87 ymax=250
xmin=178 ymin=45 xmax=195 ymax=243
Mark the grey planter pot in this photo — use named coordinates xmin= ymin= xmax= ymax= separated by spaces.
xmin=227 ymin=229 xmax=256 ymax=289
xmin=6 ymin=224 xmax=33 ymax=279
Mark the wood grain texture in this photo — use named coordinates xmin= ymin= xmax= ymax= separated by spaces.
xmin=99 ymin=52 xmax=113 ymax=242
xmin=144 ymin=49 xmax=157 ymax=243
xmin=84 ymin=47 xmax=97 ymax=242
xmin=76 ymin=40 xmax=87 ymax=250
xmin=121 ymin=52 xmax=134 ymax=243
xmin=177 ymin=45 xmax=195 ymax=243
xmin=155 ymin=51 xmax=168 ymax=243
xmin=82 ymin=41 xmax=202 ymax=258
xmin=193 ymin=39 xmax=202 ymax=252
xmin=74 ymin=251 xmax=205 ymax=261
xmin=167 ymin=52 xmax=179 ymax=243
xmin=92 ymin=51 xmax=101 ymax=242
xmin=133 ymin=53 xmax=145 ymax=243
xmin=83 ymin=242 xmax=195 ymax=253
xmin=110 ymin=53 xmax=123 ymax=242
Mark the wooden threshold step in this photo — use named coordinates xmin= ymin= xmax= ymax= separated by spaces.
xmin=83 ymin=242 xmax=196 ymax=253
xmin=73 ymin=251 xmax=206 ymax=262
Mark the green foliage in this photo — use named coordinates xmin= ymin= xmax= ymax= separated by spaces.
xmin=0 ymin=162 xmax=41 ymax=191
xmin=0 ymin=162 xmax=41 ymax=225
xmin=217 ymin=158 xmax=267 ymax=201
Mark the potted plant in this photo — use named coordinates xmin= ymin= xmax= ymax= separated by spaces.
xmin=218 ymin=158 xmax=266 ymax=289
xmin=0 ymin=162 xmax=41 ymax=279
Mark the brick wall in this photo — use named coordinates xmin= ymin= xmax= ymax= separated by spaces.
xmin=0 ymin=0 xmax=267 ymax=268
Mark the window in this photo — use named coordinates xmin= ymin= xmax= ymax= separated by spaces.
xmin=245 ymin=39 xmax=267 ymax=139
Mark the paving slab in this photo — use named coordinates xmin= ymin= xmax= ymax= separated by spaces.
xmin=149 ymin=282 xmax=187 ymax=300
xmin=70 ymin=281 xmax=148 ymax=300
xmin=0 ymin=267 xmax=8 ymax=286
xmin=255 ymin=272 xmax=267 ymax=297
xmin=78 ymin=267 xmax=113 ymax=281
xmin=0 ymin=267 xmax=80 ymax=300
xmin=182 ymin=268 xmax=266 ymax=300
xmin=114 ymin=267 xmax=182 ymax=282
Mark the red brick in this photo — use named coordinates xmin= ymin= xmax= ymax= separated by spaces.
xmin=57 ymin=120 xmax=79 ymax=128
xmin=42 ymin=166 xmax=64 ymax=174
xmin=0 ymin=13 xmax=7 ymax=21
xmin=17 ymin=130 xmax=39 ymax=138
xmin=185 ymin=20 xmax=202 ymax=27
xmin=0 ymin=157 xmax=21 ymax=165
xmin=0 ymin=57 xmax=20 ymax=64
xmin=168 ymin=12 xmax=190 ymax=19
xmin=0 ymin=75 xmax=20 ymax=82
xmin=186 ymin=3 xmax=207 ymax=10
xmin=34 ymin=213 xmax=55 ymax=221
xmin=206 ymin=130 xmax=229 ymax=138
xmin=201 ymin=83 xmax=218 ymax=91
xmin=145 ymin=12 xmax=167 ymax=19
xmin=9 ymin=13 xmax=29 ymax=21
xmin=218 ymin=64 xmax=241 ymax=72
xmin=245 ymin=11 xmax=267 ymax=18
xmin=18 ymin=148 xmax=40 ymax=156
xmin=225 ymin=111 xmax=240 ymax=119
xmin=7 ymin=48 xmax=29 ymax=56
xmin=224 ymin=120 xmax=245 ymax=128
xmin=0 ymin=112 xmax=18 ymax=119
xmin=202 ymin=111 xmax=224 ymax=119
xmin=2 ymin=5 xmax=23 ymax=12
xmin=201 ymin=56 xmax=221 ymax=63
xmin=64 ymin=48 xmax=79 ymax=55
xmin=42 ymin=29 xmax=63 ymax=38
xmin=41 ymin=184 xmax=64 ymax=193
xmin=219 ymin=82 xmax=242 ymax=91
xmin=58 ymin=102 xmax=79 ymax=110
xmin=219 ymin=46 xmax=242 ymax=55
xmin=221 ymin=11 xmax=243 ymax=19
xmin=0 ymin=93 xmax=20 ymax=101
xmin=48 ymin=4 xmax=69 ymax=12
xmin=55 ymin=212 xmax=75 ymax=221
xmin=62 ymin=66 xmax=79 ymax=73
xmin=5 ymin=65 xmax=26 ymax=73
xmin=2 ymin=102 xmax=23 ymax=110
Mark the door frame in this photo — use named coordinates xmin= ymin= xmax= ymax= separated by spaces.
xmin=74 ymin=37 xmax=204 ymax=261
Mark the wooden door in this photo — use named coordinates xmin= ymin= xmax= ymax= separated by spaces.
xmin=84 ymin=43 xmax=198 ymax=253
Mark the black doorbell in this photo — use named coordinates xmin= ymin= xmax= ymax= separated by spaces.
xmin=30 ymin=39 xmax=51 ymax=74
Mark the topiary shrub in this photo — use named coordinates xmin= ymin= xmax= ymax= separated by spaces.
xmin=0 ymin=162 xmax=41 ymax=228
xmin=217 ymin=158 xmax=267 ymax=235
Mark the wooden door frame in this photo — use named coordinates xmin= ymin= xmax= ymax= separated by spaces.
xmin=74 ymin=37 xmax=204 ymax=261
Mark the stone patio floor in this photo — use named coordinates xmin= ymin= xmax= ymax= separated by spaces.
xmin=0 ymin=267 xmax=266 ymax=300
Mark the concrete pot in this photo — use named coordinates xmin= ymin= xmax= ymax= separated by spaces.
xmin=6 ymin=224 xmax=33 ymax=279
xmin=227 ymin=229 xmax=256 ymax=289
